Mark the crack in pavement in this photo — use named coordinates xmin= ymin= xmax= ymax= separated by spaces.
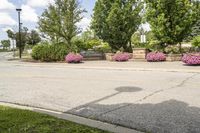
xmin=138 ymin=73 xmax=199 ymax=102
xmin=96 ymin=73 xmax=199 ymax=117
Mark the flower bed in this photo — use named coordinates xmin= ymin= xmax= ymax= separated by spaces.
xmin=182 ymin=53 xmax=200 ymax=65
xmin=146 ymin=52 xmax=166 ymax=62
xmin=112 ymin=52 xmax=130 ymax=62
xmin=65 ymin=53 xmax=83 ymax=63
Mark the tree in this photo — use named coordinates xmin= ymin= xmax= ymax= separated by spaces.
xmin=145 ymin=0 xmax=199 ymax=49
xmin=7 ymin=29 xmax=16 ymax=50
xmin=38 ymin=0 xmax=85 ymax=51
xmin=80 ymin=30 xmax=98 ymax=42
xmin=16 ymin=27 xmax=29 ymax=52
xmin=191 ymin=20 xmax=200 ymax=37
xmin=7 ymin=30 xmax=15 ymax=41
xmin=1 ymin=40 xmax=10 ymax=50
xmin=27 ymin=30 xmax=41 ymax=45
xmin=91 ymin=0 xmax=143 ymax=52
xmin=190 ymin=1 xmax=200 ymax=38
xmin=6 ymin=27 xmax=29 ymax=53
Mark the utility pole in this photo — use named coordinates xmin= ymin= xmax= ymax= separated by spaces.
xmin=16 ymin=8 xmax=22 ymax=59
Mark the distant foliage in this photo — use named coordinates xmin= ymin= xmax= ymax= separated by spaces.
xmin=27 ymin=30 xmax=41 ymax=46
xmin=1 ymin=40 xmax=10 ymax=50
xmin=65 ymin=53 xmax=83 ymax=63
xmin=112 ymin=52 xmax=130 ymax=62
xmin=94 ymin=42 xmax=112 ymax=53
xmin=182 ymin=53 xmax=200 ymax=65
xmin=146 ymin=52 xmax=166 ymax=62
xmin=7 ymin=27 xmax=29 ymax=53
xmin=32 ymin=43 xmax=68 ymax=62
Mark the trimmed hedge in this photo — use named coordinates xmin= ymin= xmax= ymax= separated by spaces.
xmin=32 ymin=43 xmax=68 ymax=62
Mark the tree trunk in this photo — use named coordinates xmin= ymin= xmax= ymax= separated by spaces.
xmin=179 ymin=43 xmax=182 ymax=55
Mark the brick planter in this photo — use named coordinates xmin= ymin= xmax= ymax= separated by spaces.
xmin=132 ymin=48 xmax=148 ymax=61
xmin=105 ymin=53 xmax=115 ymax=61
xmin=166 ymin=54 xmax=182 ymax=61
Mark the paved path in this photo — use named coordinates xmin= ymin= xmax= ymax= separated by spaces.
xmin=0 ymin=53 xmax=200 ymax=133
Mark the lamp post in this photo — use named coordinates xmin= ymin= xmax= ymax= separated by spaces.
xmin=16 ymin=8 xmax=22 ymax=59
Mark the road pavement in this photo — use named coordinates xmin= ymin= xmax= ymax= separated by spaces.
xmin=0 ymin=52 xmax=200 ymax=133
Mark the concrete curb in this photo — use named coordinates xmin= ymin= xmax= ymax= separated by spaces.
xmin=9 ymin=62 xmax=200 ymax=73
xmin=0 ymin=102 xmax=143 ymax=133
xmin=5 ymin=59 xmax=200 ymax=73
xmin=57 ymin=66 xmax=200 ymax=73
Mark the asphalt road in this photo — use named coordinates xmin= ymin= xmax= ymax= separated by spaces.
xmin=0 ymin=52 xmax=200 ymax=133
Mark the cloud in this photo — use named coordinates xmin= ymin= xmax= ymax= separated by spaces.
xmin=0 ymin=13 xmax=16 ymax=25
xmin=26 ymin=0 xmax=54 ymax=7
xmin=21 ymin=5 xmax=38 ymax=22
xmin=0 ymin=0 xmax=15 ymax=10
xmin=77 ymin=17 xmax=91 ymax=32
xmin=2 ymin=27 xmax=14 ymax=32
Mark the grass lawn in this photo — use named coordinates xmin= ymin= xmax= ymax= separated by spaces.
xmin=0 ymin=105 xmax=109 ymax=133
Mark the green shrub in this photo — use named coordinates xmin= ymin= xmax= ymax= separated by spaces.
xmin=71 ymin=38 xmax=87 ymax=52
xmin=146 ymin=40 xmax=164 ymax=52
xmin=164 ymin=46 xmax=180 ymax=54
xmin=0 ymin=49 xmax=10 ymax=52
xmin=133 ymin=43 xmax=147 ymax=48
xmin=93 ymin=42 xmax=112 ymax=53
xmin=71 ymin=38 xmax=102 ymax=52
xmin=192 ymin=36 xmax=200 ymax=49
xmin=85 ymin=39 xmax=101 ymax=49
xmin=131 ymin=32 xmax=140 ymax=47
xmin=164 ymin=45 xmax=197 ymax=54
xmin=32 ymin=43 xmax=68 ymax=62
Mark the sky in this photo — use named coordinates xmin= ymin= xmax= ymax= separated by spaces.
xmin=0 ymin=0 xmax=96 ymax=40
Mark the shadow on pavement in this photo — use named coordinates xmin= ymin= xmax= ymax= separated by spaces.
xmin=66 ymin=86 xmax=200 ymax=133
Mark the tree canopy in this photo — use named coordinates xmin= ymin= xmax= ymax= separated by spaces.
xmin=1 ymin=40 xmax=10 ymax=50
xmin=145 ymin=0 xmax=200 ymax=46
xmin=6 ymin=27 xmax=41 ymax=52
xmin=27 ymin=30 xmax=41 ymax=46
xmin=91 ymin=0 xmax=143 ymax=52
xmin=38 ymin=0 xmax=85 ymax=51
xmin=6 ymin=27 xmax=29 ymax=52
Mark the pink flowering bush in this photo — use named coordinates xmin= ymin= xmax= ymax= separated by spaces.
xmin=146 ymin=52 xmax=166 ymax=62
xmin=112 ymin=52 xmax=130 ymax=62
xmin=182 ymin=53 xmax=200 ymax=65
xmin=65 ymin=53 xmax=83 ymax=63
